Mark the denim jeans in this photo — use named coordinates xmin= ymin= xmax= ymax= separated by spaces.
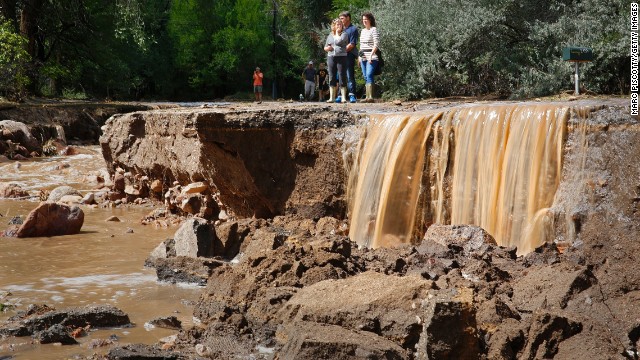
xmin=360 ymin=59 xmax=379 ymax=85
xmin=346 ymin=52 xmax=357 ymax=96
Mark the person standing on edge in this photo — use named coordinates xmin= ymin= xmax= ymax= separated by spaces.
xmin=339 ymin=11 xmax=359 ymax=103
xmin=301 ymin=61 xmax=316 ymax=101
xmin=253 ymin=67 xmax=263 ymax=103
xmin=316 ymin=63 xmax=329 ymax=102
xmin=359 ymin=12 xmax=380 ymax=103
xmin=324 ymin=18 xmax=349 ymax=103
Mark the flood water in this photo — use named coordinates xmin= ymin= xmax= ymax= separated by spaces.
xmin=0 ymin=147 xmax=202 ymax=359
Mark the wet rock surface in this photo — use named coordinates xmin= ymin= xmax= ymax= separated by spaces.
xmin=2 ymin=202 xmax=84 ymax=237
xmin=0 ymin=304 xmax=130 ymax=345
xmin=135 ymin=218 xmax=600 ymax=359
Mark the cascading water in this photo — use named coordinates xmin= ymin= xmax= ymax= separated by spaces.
xmin=347 ymin=112 xmax=442 ymax=248
xmin=347 ymin=103 xmax=594 ymax=255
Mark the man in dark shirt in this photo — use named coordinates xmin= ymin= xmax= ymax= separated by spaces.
xmin=340 ymin=11 xmax=359 ymax=103
xmin=301 ymin=61 xmax=316 ymax=101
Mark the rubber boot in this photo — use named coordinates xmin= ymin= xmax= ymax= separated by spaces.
xmin=363 ymin=84 xmax=374 ymax=103
xmin=326 ymin=87 xmax=336 ymax=103
xmin=340 ymin=87 xmax=347 ymax=103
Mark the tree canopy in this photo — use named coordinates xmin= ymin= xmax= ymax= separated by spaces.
xmin=0 ymin=0 xmax=631 ymax=101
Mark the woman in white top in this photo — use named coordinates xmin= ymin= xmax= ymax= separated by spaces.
xmin=359 ymin=12 xmax=379 ymax=103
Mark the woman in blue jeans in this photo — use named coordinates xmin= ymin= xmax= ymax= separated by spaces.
xmin=359 ymin=12 xmax=379 ymax=103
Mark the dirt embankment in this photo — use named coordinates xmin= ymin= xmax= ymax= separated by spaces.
xmin=0 ymin=101 xmax=155 ymax=145
xmin=99 ymin=105 xmax=357 ymax=220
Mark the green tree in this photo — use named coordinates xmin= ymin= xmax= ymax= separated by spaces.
xmin=0 ymin=16 xmax=29 ymax=99
xmin=371 ymin=0 xmax=630 ymax=99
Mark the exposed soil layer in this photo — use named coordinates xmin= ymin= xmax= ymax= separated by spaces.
xmin=99 ymin=105 xmax=356 ymax=219
xmin=0 ymin=101 xmax=155 ymax=144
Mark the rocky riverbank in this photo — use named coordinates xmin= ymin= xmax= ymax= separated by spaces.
xmin=1 ymin=99 xmax=639 ymax=359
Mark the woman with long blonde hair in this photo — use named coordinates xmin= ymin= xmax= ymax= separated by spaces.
xmin=324 ymin=18 xmax=349 ymax=103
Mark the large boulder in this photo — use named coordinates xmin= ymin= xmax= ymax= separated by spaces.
xmin=278 ymin=271 xmax=432 ymax=349
xmin=0 ymin=304 xmax=130 ymax=338
xmin=0 ymin=120 xmax=41 ymax=154
xmin=422 ymin=224 xmax=497 ymax=255
xmin=47 ymin=185 xmax=82 ymax=203
xmin=13 ymin=202 xmax=84 ymax=238
xmin=173 ymin=217 xmax=217 ymax=257
xmin=415 ymin=288 xmax=480 ymax=360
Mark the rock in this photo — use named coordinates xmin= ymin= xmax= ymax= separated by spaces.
xmin=316 ymin=216 xmax=348 ymax=236
xmin=213 ymin=218 xmax=263 ymax=259
xmin=105 ymin=216 xmax=121 ymax=222
xmin=416 ymin=288 xmax=480 ymax=360
xmin=278 ymin=271 xmax=432 ymax=349
xmin=173 ymin=218 xmax=216 ymax=257
xmin=34 ymin=324 xmax=77 ymax=345
xmin=99 ymin=108 xmax=353 ymax=219
xmin=0 ymin=120 xmax=41 ymax=153
xmin=146 ymin=256 xmax=224 ymax=285
xmin=58 ymin=194 xmax=83 ymax=205
xmin=7 ymin=216 xmax=23 ymax=225
xmin=195 ymin=343 xmax=211 ymax=357
xmin=422 ymin=224 xmax=497 ymax=255
xmin=148 ymin=238 xmax=176 ymax=259
xmin=59 ymin=146 xmax=77 ymax=156
xmin=476 ymin=296 xmax=521 ymax=328
xmin=109 ymin=191 xmax=126 ymax=201
xmin=182 ymin=181 xmax=209 ymax=194
xmin=147 ymin=316 xmax=181 ymax=330
xmin=521 ymin=311 xmax=582 ymax=359
xmin=276 ymin=321 xmax=408 ymax=360
xmin=0 ymin=182 xmax=29 ymax=198
xmin=13 ymin=203 xmax=84 ymax=238
xmin=124 ymin=184 xmax=140 ymax=196
xmin=106 ymin=344 xmax=180 ymax=360
xmin=47 ymin=185 xmax=82 ymax=203
xmin=150 ymin=179 xmax=163 ymax=193
xmin=511 ymin=263 xmax=596 ymax=312
xmin=179 ymin=194 xmax=202 ymax=214
xmin=81 ymin=193 xmax=95 ymax=204
xmin=0 ymin=305 xmax=130 ymax=337
xmin=484 ymin=318 xmax=527 ymax=359
xmin=87 ymin=337 xmax=117 ymax=349
xmin=113 ymin=172 xmax=125 ymax=191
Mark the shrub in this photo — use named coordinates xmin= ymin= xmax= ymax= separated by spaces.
xmin=0 ymin=17 xmax=30 ymax=99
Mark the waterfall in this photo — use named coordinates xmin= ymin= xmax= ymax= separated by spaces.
xmin=347 ymin=103 xmax=590 ymax=255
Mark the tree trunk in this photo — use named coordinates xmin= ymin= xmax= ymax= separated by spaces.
xmin=19 ymin=0 xmax=44 ymax=59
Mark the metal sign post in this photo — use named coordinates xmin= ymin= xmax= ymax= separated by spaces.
xmin=574 ymin=62 xmax=580 ymax=95
xmin=562 ymin=47 xmax=593 ymax=95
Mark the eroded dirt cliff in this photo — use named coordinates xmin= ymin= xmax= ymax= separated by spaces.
xmin=100 ymin=105 xmax=357 ymax=219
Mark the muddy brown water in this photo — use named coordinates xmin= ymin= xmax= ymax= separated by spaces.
xmin=0 ymin=147 xmax=202 ymax=359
